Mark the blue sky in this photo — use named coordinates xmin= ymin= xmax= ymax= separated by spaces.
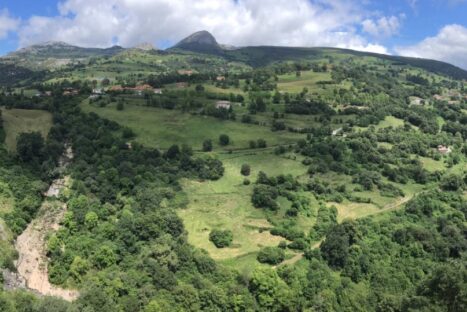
xmin=0 ymin=0 xmax=466 ymax=68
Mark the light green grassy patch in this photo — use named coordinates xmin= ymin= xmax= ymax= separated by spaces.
xmin=178 ymin=150 xmax=307 ymax=264
xmin=419 ymin=157 xmax=446 ymax=172
xmin=1 ymin=108 xmax=53 ymax=152
xmin=277 ymin=71 xmax=332 ymax=93
xmin=375 ymin=116 xmax=405 ymax=129
xmin=81 ymin=100 xmax=303 ymax=150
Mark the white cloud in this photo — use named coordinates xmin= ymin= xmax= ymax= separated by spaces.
xmin=396 ymin=24 xmax=467 ymax=69
xmin=16 ymin=0 xmax=390 ymax=55
xmin=362 ymin=15 xmax=404 ymax=38
xmin=0 ymin=9 xmax=19 ymax=39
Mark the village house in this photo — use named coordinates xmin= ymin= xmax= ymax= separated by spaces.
xmin=154 ymin=88 xmax=163 ymax=94
xmin=437 ymin=145 xmax=451 ymax=154
xmin=178 ymin=70 xmax=194 ymax=76
xmin=92 ymin=88 xmax=104 ymax=95
xmin=216 ymin=100 xmax=231 ymax=109
xmin=63 ymin=88 xmax=79 ymax=96
xmin=216 ymin=76 xmax=226 ymax=81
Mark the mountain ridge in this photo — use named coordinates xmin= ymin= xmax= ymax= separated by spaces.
xmin=1 ymin=32 xmax=467 ymax=79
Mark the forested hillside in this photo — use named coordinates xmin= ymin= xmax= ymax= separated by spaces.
xmin=0 ymin=40 xmax=466 ymax=311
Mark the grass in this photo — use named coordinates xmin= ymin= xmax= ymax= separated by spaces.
xmin=1 ymin=108 xmax=53 ymax=152
xmin=375 ymin=116 xmax=405 ymax=129
xmin=81 ymin=100 xmax=304 ymax=150
xmin=419 ymin=156 xmax=446 ymax=172
xmin=277 ymin=71 xmax=333 ymax=93
xmin=178 ymin=150 xmax=307 ymax=265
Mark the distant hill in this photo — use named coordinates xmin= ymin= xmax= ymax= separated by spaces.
xmin=170 ymin=30 xmax=224 ymax=55
xmin=224 ymin=46 xmax=467 ymax=80
xmin=1 ymin=42 xmax=125 ymax=69
xmin=6 ymin=41 xmax=124 ymax=59
xmin=2 ymin=34 xmax=467 ymax=80
xmin=168 ymin=32 xmax=467 ymax=80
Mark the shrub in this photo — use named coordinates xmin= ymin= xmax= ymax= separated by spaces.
xmin=219 ymin=134 xmax=230 ymax=146
xmin=257 ymin=139 xmax=267 ymax=148
xmin=251 ymin=185 xmax=279 ymax=210
xmin=257 ymin=247 xmax=285 ymax=265
xmin=202 ymin=139 xmax=213 ymax=152
xmin=209 ymin=229 xmax=233 ymax=248
xmin=241 ymin=164 xmax=251 ymax=176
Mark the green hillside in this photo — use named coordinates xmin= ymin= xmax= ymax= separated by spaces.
xmin=0 ymin=36 xmax=466 ymax=311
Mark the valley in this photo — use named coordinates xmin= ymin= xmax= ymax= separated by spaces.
xmin=0 ymin=30 xmax=466 ymax=311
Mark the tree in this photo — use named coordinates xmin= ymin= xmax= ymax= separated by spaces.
xmin=257 ymin=247 xmax=285 ymax=265
xmin=240 ymin=164 xmax=251 ymax=176
xmin=251 ymin=185 xmax=279 ymax=210
xmin=117 ymin=100 xmax=124 ymax=111
xmin=209 ymin=229 xmax=233 ymax=248
xmin=257 ymin=139 xmax=267 ymax=148
xmin=165 ymin=144 xmax=180 ymax=159
xmin=85 ymin=211 xmax=98 ymax=229
xmin=93 ymin=245 xmax=116 ymax=269
xmin=16 ymin=131 xmax=44 ymax=162
xmin=440 ymin=174 xmax=465 ymax=191
xmin=249 ymin=267 xmax=291 ymax=310
xmin=202 ymin=139 xmax=213 ymax=152
xmin=219 ymin=134 xmax=230 ymax=146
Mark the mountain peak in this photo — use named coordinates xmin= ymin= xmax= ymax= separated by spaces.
xmin=172 ymin=30 xmax=222 ymax=54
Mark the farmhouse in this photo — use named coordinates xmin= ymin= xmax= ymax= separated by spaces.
xmin=216 ymin=100 xmax=231 ymax=109
xmin=437 ymin=145 xmax=451 ymax=154
xmin=63 ymin=88 xmax=79 ymax=96
xmin=178 ymin=70 xmax=194 ymax=76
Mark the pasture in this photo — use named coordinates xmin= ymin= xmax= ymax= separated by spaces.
xmin=1 ymin=108 xmax=53 ymax=152
xmin=81 ymin=100 xmax=304 ymax=150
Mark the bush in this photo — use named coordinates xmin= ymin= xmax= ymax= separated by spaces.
xmin=243 ymin=178 xmax=251 ymax=185
xmin=202 ymin=139 xmax=213 ymax=152
xmin=209 ymin=229 xmax=233 ymax=248
xmin=257 ymin=139 xmax=267 ymax=148
xmin=241 ymin=164 xmax=251 ymax=176
xmin=440 ymin=174 xmax=465 ymax=191
xmin=251 ymin=185 xmax=279 ymax=210
xmin=219 ymin=134 xmax=230 ymax=146
xmin=257 ymin=247 xmax=285 ymax=265
xmin=116 ymin=101 xmax=124 ymax=111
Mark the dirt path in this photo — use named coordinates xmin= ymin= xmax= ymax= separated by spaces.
xmin=5 ymin=144 xmax=79 ymax=301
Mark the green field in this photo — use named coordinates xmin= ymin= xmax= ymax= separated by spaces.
xmin=81 ymin=100 xmax=304 ymax=150
xmin=1 ymin=108 xmax=53 ymax=152
xmin=277 ymin=71 xmax=333 ymax=93
xmin=178 ymin=150 xmax=308 ymax=270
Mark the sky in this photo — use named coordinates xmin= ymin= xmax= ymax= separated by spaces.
xmin=0 ymin=0 xmax=466 ymax=69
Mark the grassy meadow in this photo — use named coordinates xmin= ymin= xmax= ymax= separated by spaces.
xmin=81 ymin=100 xmax=304 ymax=150
xmin=1 ymin=108 xmax=53 ymax=152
